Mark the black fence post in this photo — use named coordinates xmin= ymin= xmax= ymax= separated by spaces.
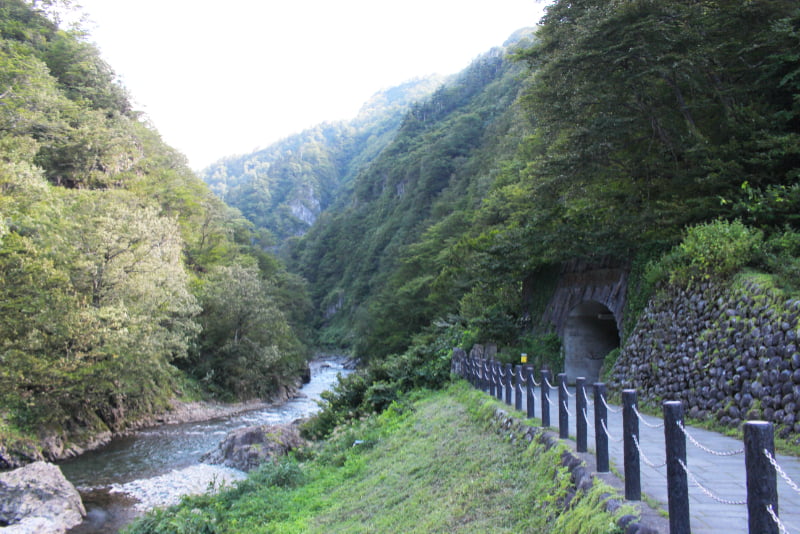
xmin=541 ymin=370 xmax=552 ymax=428
xmin=514 ymin=365 xmax=523 ymax=412
xmin=468 ymin=356 xmax=474 ymax=387
xmin=525 ymin=366 xmax=535 ymax=420
xmin=623 ymin=389 xmax=641 ymax=501
xmin=744 ymin=421 xmax=779 ymax=534
xmin=494 ymin=360 xmax=503 ymax=400
xmin=491 ymin=360 xmax=498 ymax=398
xmin=594 ymin=383 xmax=609 ymax=473
xmin=664 ymin=400 xmax=690 ymax=534
xmin=576 ymin=377 xmax=587 ymax=453
xmin=504 ymin=363 xmax=512 ymax=405
xmin=558 ymin=372 xmax=569 ymax=439
xmin=484 ymin=358 xmax=490 ymax=393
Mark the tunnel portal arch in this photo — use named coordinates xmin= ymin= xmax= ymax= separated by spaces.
xmin=563 ymin=300 xmax=620 ymax=384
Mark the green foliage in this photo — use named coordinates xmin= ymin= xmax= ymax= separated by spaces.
xmin=290 ymin=38 xmax=536 ymax=360
xmin=761 ymin=228 xmax=800 ymax=295
xmin=187 ymin=263 xmax=306 ymax=401
xmin=0 ymin=0 xmax=311 ymax=458
xmin=647 ymin=220 xmax=764 ymax=288
xmin=600 ymin=348 xmax=621 ymax=382
xmin=501 ymin=332 xmax=563 ymax=372
xmin=200 ymin=77 xmax=444 ymax=250
xmin=621 ymin=245 xmax=671 ymax=340
xmin=301 ymin=320 xmax=462 ymax=440
xmin=125 ymin=384 xmax=628 ymax=534
xmin=510 ymin=0 xmax=799 ymax=259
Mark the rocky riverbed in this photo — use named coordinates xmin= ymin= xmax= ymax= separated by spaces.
xmin=58 ymin=357 xmax=352 ymax=534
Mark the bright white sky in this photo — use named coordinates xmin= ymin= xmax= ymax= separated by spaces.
xmin=74 ymin=1 xmax=547 ymax=170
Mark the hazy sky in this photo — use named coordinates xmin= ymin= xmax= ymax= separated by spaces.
xmin=75 ymin=1 xmax=547 ymax=170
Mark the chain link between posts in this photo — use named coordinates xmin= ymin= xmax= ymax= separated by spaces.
xmin=601 ymin=395 xmax=622 ymax=414
xmin=764 ymin=448 xmax=800 ymax=496
xmin=601 ymin=418 xmax=624 ymax=444
xmin=766 ymin=504 xmax=791 ymax=534
xmin=632 ymin=434 xmax=667 ymax=469
xmin=676 ymin=421 xmax=744 ymax=457
xmin=632 ymin=405 xmax=665 ymax=429
xmin=677 ymin=458 xmax=747 ymax=505
xmin=582 ymin=388 xmax=594 ymax=407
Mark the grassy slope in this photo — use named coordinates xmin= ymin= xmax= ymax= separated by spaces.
xmin=126 ymin=383 xmax=631 ymax=534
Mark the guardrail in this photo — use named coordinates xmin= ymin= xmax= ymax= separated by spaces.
xmin=452 ymin=353 xmax=797 ymax=534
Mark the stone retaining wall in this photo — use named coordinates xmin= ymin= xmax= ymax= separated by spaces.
xmin=609 ymin=277 xmax=800 ymax=439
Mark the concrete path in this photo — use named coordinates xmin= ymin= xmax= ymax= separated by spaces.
xmin=506 ymin=384 xmax=800 ymax=534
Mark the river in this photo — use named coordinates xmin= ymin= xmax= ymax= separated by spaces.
xmin=58 ymin=358 xmax=351 ymax=533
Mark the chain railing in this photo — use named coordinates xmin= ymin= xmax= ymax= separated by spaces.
xmin=451 ymin=350 xmax=793 ymax=534
xmin=632 ymin=405 xmax=664 ymax=429
xmin=677 ymin=420 xmax=745 ymax=457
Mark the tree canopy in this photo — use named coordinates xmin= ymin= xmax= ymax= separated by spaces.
xmin=0 ymin=0 xmax=310 ymax=461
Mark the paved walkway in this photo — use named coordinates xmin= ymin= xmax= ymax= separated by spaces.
xmin=505 ymin=384 xmax=800 ymax=534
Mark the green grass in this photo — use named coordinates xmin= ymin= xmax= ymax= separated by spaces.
xmin=125 ymin=383 xmax=630 ymax=534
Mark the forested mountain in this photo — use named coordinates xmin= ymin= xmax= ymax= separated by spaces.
xmin=281 ymin=0 xmax=798 ymax=364
xmin=288 ymin=29 xmax=538 ymax=357
xmin=2 ymin=0 xmax=798 ymax=467
xmin=0 ymin=0 xmax=309 ymax=465
xmin=200 ymin=76 xmax=444 ymax=247
xmin=264 ymin=0 xmax=799 ymax=442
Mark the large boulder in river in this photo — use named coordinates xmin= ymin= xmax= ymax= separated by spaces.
xmin=200 ymin=424 xmax=307 ymax=472
xmin=0 ymin=461 xmax=85 ymax=533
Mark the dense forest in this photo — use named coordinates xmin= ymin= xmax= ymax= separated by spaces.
xmin=282 ymin=0 xmax=800 ymax=360
xmin=0 ymin=0 xmax=310 ymax=465
xmin=204 ymin=0 xmax=799 ymax=434
xmin=285 ymin=29 xmax=538 ymax=357
xmin=200 ymin=76 xmax=444 ymax=248
xmin=2 ymin=0 xmax=799 ymax=466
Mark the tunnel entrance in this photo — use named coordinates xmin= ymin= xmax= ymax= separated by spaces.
xmin=563 ymin=300 xmax=620 ymax=384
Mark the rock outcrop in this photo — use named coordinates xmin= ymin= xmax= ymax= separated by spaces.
xmin=0 ymin=461 xmax=85 ymax=533
xmin=200 ymin=424 xmax=307 ymax=472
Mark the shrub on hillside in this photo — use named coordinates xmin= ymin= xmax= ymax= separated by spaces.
xmin=302 ymin=324 xmax=456 ymax=440
xmin=646 ymin=219 xmax=763 ymax=287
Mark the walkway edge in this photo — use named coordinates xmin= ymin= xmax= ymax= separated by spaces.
xmin=490 ymin=407 xmax=669 ymax=534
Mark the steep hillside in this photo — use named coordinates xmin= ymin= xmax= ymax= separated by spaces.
xmin=281 ymin=0 xmax=798 ymax=367
xmin=0 ymin=0 xmax=308 ymax=465
xmin=200 ymin=77 xmax=444 ymax=246
xmin=288 ymin=30 xmax=537 ymax=358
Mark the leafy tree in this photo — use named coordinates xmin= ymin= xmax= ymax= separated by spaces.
xmin=506 ymin=0 xmax=800 ymax=260
xmin=0 ymin=41 xmax=66 ymax=137
xmin=0 ymin=0 xmax=312 ymax=460
xmin=191 ymin=263 xmax=305 ymax=400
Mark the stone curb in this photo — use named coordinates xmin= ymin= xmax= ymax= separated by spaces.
xmin=489 ymin=408 xmax=663 ymax=534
